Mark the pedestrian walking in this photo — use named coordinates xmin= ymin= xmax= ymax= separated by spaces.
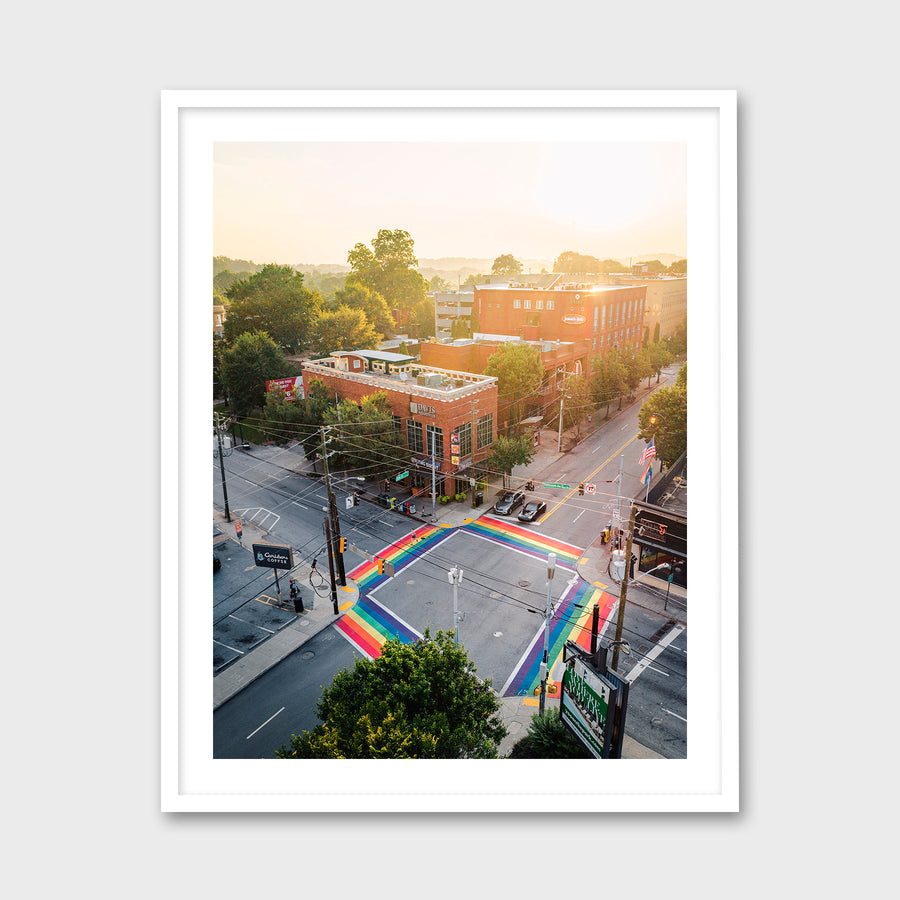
xmin=235 ymin=519 xmax=243 ymax=544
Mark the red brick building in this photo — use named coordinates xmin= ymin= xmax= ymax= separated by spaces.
xmin=301 ymin=350 xmax=498 ymax=498
xmin=474 ymin=281 xmax=648 ymax=361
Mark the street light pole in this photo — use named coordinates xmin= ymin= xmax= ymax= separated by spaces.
xmin=612 ymin=505 xmax=637 ymax=671
xmin=215 ymin=413 xmax=231 ymax=523
xmin=448 ymin=566 xmax=463 ymax=646
xmin=538 ymin=552 xmax=557 ymax=716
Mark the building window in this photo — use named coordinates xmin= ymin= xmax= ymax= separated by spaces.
xmin=513 ymin=298 xmax=521 ymax=309
xmin=546 ymin=300 xmax=554 ymax=310
xmin=536 ymin=300 xmax=544 ymax=310
xmin=425 ymin=424 xmax=443 ymax=459
xmin=524 ymin=299 xmax=532 ymax=309
xmin=477 ymin=413 xmax=493 ymax=449
xmin=457 ymin=421 xmax=472 ymax=458
xmin=407 ymin=419 xmax=423 ymax=454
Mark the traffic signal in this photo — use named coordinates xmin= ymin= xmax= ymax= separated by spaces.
xmin=578 ymin=483 xmax=585 ymax=495
xmin=526 ymin=479 xmax=534 ymax=491
xmin=352 ymin=492 xmax=359 ymax=506
xmin=339 ymin=538 xmax=345 ymax=553
xmin=377 ymin=557 xmax=384 ymax=575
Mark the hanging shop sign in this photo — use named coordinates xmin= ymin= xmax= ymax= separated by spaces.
xmin=251 ymin=542 xmax=294 ymax=570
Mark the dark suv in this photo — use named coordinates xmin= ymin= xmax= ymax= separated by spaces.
xmin=492 ymin=488 xmax=525 ymax=515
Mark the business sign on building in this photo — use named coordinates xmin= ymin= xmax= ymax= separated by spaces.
xmin=560 ymin=650 xmax=617 ymax=759
xmin=562 ymin=314 xmax=586 ymax=325
xmin=251 ymin=542 xmax=294 ymax=570
xmin=266 ymin=377 xmax=305 ymax=401
xmin=409 ymin=400 xmax=436 ymax=417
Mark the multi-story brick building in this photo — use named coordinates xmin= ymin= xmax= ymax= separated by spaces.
xmin=601 ymin=274 xmax=686 ymax=342
xmin=301 ymin=350 xmax=498 ymax=498
xmin=473 ymin=281 xmax=648 ymax=362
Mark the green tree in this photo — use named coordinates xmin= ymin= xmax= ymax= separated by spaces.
xmin=347 ymin=229 xmax=428 ymax=331
xmin=221 ymin=330 xmax=295 ymax=417
xmin=333 ymin=280 xmax=394 ymax=338
xmin=491 ymin=253 xmax=523 ymax=280
xmin=553 ymin=250 xmax=602 ymax=274
xmin=276 ymin=631 xmax=506 ymax=759
xmin=310 ymin=306 xmax=380 ymax=357
xmin=223 ymin=263 xmax=321 ymax=352
xmin=667 ymin=258 xmax=687 ymax=274
xmin=599 ymin=258 xmax=629 ymax=274
xmin=637 ymin=376 xmax=687 ymax=467
xmin=323 ymin=392 xmax=407 ymax=480
xmin=484 ymin=342 xmax=543 ymax=432
xmin=647 ymin=342 xmax=674 ymax=383
xmin=560 ymin=374 xmax=593 ymax=437
xmin=590 ymin=351 xmax=628 ymax=414
xmin=508 ymin=708 xmax=592 ymax=758
xmin=484 ymin=434 xmax=535 ymax=483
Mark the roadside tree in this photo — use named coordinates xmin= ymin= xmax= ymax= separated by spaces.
xmin=484 ymin=342 xmax=543 ymax=433
xmin=637 ymin=373 xmax=687 ymax=467
xmin=333 ymin=280 xmax=394 ymax=339
xmin=484 ymin=434 xmax=535 ymax=487
xmin=276 ymin=631 xmax=507 ymax=759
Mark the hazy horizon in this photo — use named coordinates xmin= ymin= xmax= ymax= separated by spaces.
xmin=214 ymin=142 xmax=686 ymax=266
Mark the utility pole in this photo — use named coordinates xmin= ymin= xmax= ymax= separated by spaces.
xmin=430 ymin=429 xmax=437 ymax=520
xmin=614 ymin=452 xmax=624 ymax=536
xmin=448 ymin=566 xmax=463 ymax=646
xmin=539 ymin=552 xmax=557 ymax=716
xmin=611 ymin=504 xmax=637 ymax=671
xmin=557 ymin=394 xmax=565 ymax=453
xmin=215 ymin=414 xmax=231 ymax=523
xmin=323 ymin=517 xmax=339 ymax=615
xmin=320 ymin=426 xmax=345 ymax=585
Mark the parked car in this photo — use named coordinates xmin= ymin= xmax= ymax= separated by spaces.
xmin=493 ymin=488 xmax=525 ymax=515
xmin=213 ymin=553 xmax=221 ymax=572
xmin=517 ymin=500 xmax=547 ymax=522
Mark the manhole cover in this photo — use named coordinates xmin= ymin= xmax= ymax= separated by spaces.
xmin=518 ymin=580 xmax=530 ymax=587
xmin=301 ymin=650 xmax=315 ymax=660
xmin=407 ymin=580 xmax=416 ymax=585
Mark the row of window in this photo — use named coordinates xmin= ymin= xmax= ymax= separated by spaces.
xmin=591 ymin=327 xmax=641 ymax=350
xmin=512 ymin=298 xmax=555 ymax=310
xmin=401 ymin=414 xmax=493 ymax=459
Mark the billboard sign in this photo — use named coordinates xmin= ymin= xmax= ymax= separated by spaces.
xmin=560 ymin=652 xmax=617 ymax=759
xmin=251 ymin=542 xmax=294 ymax=570
xmin=265 ymin=377 xmax=305 ymax=401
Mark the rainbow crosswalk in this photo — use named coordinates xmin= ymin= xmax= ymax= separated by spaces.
xmin=333 ymin=516 xmax=609 ymax=685
xmin=500 ymin=580 xmax=618 ymax=698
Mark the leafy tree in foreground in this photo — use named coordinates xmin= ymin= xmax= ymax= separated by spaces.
xmin=276 ymin=631 xmax=506 ymax=759
xmin=508 ymin=709 xmax=592 ymax=759
xmin=221 ymin=330 xmax=295 ymax=417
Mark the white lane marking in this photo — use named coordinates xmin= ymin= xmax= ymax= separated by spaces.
xmin=662 ymin=707 xmax=687 ymax=723
xmin=247 ymin=707 xmax=285 ymax=740
xmin=627 ymin=624 xmax=685 ymax=683
xmin=573 ymin=510 xmax=585 ymax=522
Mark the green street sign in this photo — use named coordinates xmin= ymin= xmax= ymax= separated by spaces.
xmin=542 ymin=482 xmax=571 ymax=490
xmin=395 ymin=471 xmax=409 ymax=481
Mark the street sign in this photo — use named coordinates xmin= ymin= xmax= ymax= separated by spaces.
xmin=345 ymin=496 xmax=354 ymax=509
xmin=251 ymin=542 xmax=294 ymax=570
xmin=585 ymin=482 xmax=596 ymax=494
xmin=542 ymin=482 xmax=571 ymax=490
xmin=345 ymin=541 xmax=395 ymax=576
xmin=395 ymin=471 xmax=409 ymax=481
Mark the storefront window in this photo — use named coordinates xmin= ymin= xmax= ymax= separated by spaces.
xmin=457 ymin=421 xmax=472 ymax=458
xmin=638 ymin=546 xmax=687 ymax=588
xmin=477 ymin=413 xmax=493 ymax=449
xmin=407 ymin=419 xmax=423 ymax=454
xmin=425 ymin=424 xmax=443 ymax=459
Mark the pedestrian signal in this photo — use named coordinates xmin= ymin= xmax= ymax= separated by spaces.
xmin=339 ymin=538 xmax=345 ymax=553
xmin=578 ymin=483 xmax=585 ymax=495
xmin=377 ymin=557 xmax=384 ymax=574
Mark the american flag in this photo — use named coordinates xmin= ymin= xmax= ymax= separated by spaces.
xmin=640 ymin=437 xmax=656 ymax=464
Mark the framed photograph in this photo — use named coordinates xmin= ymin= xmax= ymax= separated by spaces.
xmin=162 ymin=90 xmax=737 ymax=812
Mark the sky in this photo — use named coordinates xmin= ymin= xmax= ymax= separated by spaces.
xmin=213 ymin=142 xmax=686 ymax=267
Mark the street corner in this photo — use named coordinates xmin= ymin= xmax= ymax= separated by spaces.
xmin=338 ymin=577 xmax=360 ymax=608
